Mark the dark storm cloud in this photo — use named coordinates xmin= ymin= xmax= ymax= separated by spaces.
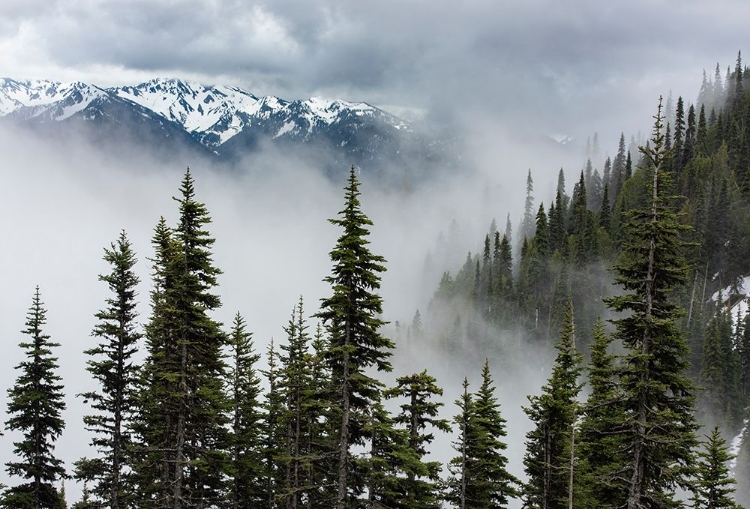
xmin=2 ymin=0 xmax=750 ymax=145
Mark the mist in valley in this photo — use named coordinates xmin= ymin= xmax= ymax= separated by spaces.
xmin=0 ymin=110 xmax=589 ymax=505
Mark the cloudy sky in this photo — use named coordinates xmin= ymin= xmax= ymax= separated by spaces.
xmin=2 ymin=0 xmax=750 ymax=140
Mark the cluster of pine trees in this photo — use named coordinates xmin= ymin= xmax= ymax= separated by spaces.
xmin=427 ymin=51 xmax=750 ymax=436
xmin=5 ymin=53 xmax=750 ymax=509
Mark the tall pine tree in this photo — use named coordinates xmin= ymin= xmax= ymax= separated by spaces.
xmin=605 ymin=99 xmax=698 ymax=508
xmin=3 ymin=288 xmax=67 ymax=509
xmin=523 ymin=301 xmax=582 ymax=509
xmin=316 ymin=166 xmax=394 ymax=509
xmin=76 ymin=231 xmax=142 ymax=509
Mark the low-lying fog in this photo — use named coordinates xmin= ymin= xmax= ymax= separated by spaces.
xmin=0 ymin=121 xmax=580 ymax=506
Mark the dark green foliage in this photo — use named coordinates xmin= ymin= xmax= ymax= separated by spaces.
xmin=3 ymin=288 xmax=67 ymax=509
xmin=277 ymin=298 xmax=335 ymax=508
xmin=226 ymin=313 xmax=265 ymax=509
xmin=315 ymin=166 xmax=393 ymax=508
xmin=691 ymin=425 xmax=741 ymax=509
xmin=605 ymin=100 xmax=698 ymax=508
xmin=76 ymin=232 xmax=141 ymax=509
xmin=520 ymin=169 xmax=536 ymax=248
xmin=576 ymin=318 xmax=626 ymax=509
xmin=385 ymin=370 xmax=451 ymax=508
xmin=262 ymin=339 xmax=284 ymax=508
xmin=131 ymin=169 xmax=230 ymax=509
xmin=447 ymin=364 xmax=519 ymax=509
xmin=698 ymin=300 xmax=743 ymax=432
xmin=523 ymin=302 xmax=582 ymax=509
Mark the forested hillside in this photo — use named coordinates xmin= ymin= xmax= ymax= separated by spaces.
xmin=5 ymin=54 xmax=750 ymax=509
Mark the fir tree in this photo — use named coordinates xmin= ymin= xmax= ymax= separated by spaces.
xmin=691 ymin=426 xmax=741 ymax=509
xmin=76 ymin=231 xmax=141 ymax=509
xmin=605 ymin=99 xmax=698 ymax=508
xmin=447 ymin=365 xmax=518 ymax=509
xmin=315 ymin=166 xmax=393 ymax=509
xmin=523 ymin=301 xmax=583 ymax=509
xmin=132 ymin=170 xmax=230 ymax=509
xmin=520 ymin=169 xmax=536 ymax=249
xmin=3 ymin=288 xmax=67 ymax=509
xmin=385 ymin=370 xmax=451 ymax=508
xmin=576 ymin=318 xmax=625 ymax=509
xmin=226 ymin=313 xmax=265 ymax=509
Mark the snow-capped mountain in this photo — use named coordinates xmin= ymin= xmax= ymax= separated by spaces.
xmin=0 ymin=78 xmax=108 ymax=121
xmin=0 ymin=77 xmax=458 ymax=179
xmin=0 ymin=78 xmax=409 ymax=147
xmin=110 ymin=79 xmax=409 ymax=149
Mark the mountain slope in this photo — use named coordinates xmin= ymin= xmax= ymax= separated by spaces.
xmin=0 ymin=77 xmax=459 ymax=179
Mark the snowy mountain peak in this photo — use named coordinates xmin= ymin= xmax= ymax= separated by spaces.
xmin=0 ymin=78 xmax=107 ymax=119
xmin=111 ymin=79 xmax=266 ymax=144
xmin=0 ymin=77 xmax=413 ymax=149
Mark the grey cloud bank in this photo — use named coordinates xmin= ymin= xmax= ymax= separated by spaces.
xmin=2 ymin=0 xmax=749 ymax=145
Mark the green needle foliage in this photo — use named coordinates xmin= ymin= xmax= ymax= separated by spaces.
xmin=605 ymin=99 xmax=698 ymax=508
xmin=315 ymin=166 xmax=394 ymax=509
xmin=691 ymin=425 xmax=741 ymax=509
xmin=3 ymin=288 xmax=67 ymax=509
xmin=76 ymin=231 xmax=142 ymax=509
xmin=523 ymin=301 xmax=583 ymax=509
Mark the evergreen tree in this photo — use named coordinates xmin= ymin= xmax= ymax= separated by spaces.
xmin=691 ymin=426 xmax=741 ymax=509
xmin=605 ymin=99 xmax=698 ymax=508
xmin=3 ymin=288 xmax=67 ymax=509
xmin=76 ymin=231 xmax=141 ymax=509
xmin=447 ymin=364 xmax=518 ymax=509
xmin=576 ymin=318 xmax=625 ymax=509
xmin=262 ymin=339 xmax=285 ymax=508
xmin=520 ymin=169 xmax=536 ymax=249
xmin=362 ymin=401 xmax=412 ymax=509
xmin=315 ymin=166 xmax=393 ymax=509
xmin=226 ymin=313 xmax=265 ymax=509
xmin=132 ymin=170 xmax=230 ymax=508
xmin=699 ymin=301 xmax=742 ymax=431
xmin=523 ymin=301 xmax=583 ymax=509
xmin=674 ymin=96 xmax=686 ymax=171
xmin=385 ymin=370 xmax=451 ymax=508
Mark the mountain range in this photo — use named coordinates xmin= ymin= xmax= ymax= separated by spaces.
xmin=0 ymin=77 xmax=464 ymax=179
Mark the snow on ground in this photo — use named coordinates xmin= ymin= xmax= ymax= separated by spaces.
xmin=711 ymin=275 xmax=750 ymax=327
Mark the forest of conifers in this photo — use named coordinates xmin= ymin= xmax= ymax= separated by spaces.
xmin=5 ymin=54 xmax=750 ymax=509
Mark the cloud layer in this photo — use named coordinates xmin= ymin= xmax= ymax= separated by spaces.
xmin=2 ymin=0 xmax=749 ymax=142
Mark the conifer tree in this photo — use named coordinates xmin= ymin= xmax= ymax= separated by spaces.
xmin=362 ymin=401 xmax=412 ymax=508
xmin=385 ymin=370 xmax=451 ymax=507
xmin=447 ymin=365 xmax=518 ymax=509
xmin=278 ymin=298 xmax=329 ymax=508
xmin=576 ymin=318 xmax=625 ymax=509
xmin=316 ymin=166 xmax=393 ymax=509
xmin=699 ymin=301 xmax=742 ymax=431
xmin=605 ymin=99 xmax=698 ymax=508
xmin=262 ymin=339 xmax=284 ymax=508
xmin=691 ymin=425 xmax=741 ymax=509
xmin=132 ymin=170 xmax=230 ymax=509
xmin=76 ymin=231 xmax=141 ymax=509
xmin=520 ymin=169 xmax=536 ymax=249
xmin=523 ymin=301 xmax=582 ymax=509
xmin=226 ymin=313 xmax=265 ymax=509
xmin=3 ymin=288 xmax=67 ymax=509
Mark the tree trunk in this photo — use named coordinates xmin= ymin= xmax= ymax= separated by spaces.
xmin=337 ymin=320 xmax=351 ymax=509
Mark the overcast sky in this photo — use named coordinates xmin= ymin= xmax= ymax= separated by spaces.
xmin=2 ymin=0 xmax=750 ymax=141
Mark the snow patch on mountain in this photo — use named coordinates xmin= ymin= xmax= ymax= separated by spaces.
xmin=0 ymin=79 xmax=107 ymax=119
xmin=0 ymin=77 xmax=413 ymax=149
xmin=710 ymin=276 xmax=750 ymax=326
